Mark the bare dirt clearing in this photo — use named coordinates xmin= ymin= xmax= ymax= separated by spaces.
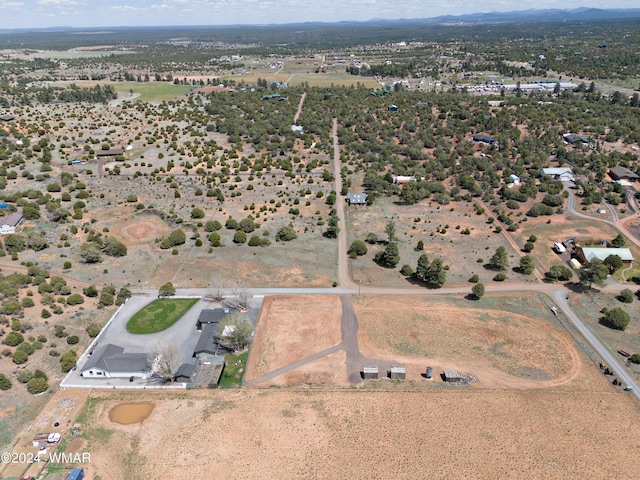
xmin=77 ymin=388 xmax=640 ymax=480
xmin=354 ymin=294 xmax=583 ymax=389
xmin=245 ymin=295 xmax=343 ymax=381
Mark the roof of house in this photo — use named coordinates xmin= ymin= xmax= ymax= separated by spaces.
xmin=609 ymin=166 xmax=639 ymax=180
xmin=580 ymin=247 xmax=634 ymax=262
xmin=96 ymin=149 xmax=124 ymax=157
xmin=347 ymin=193 xmax=367 ymax=204
xmin=197 ymin=308 xmax=230 ymax=326
xmin=540 ymin=167 xmax=574 ymax=177
xmin=472 ymin=134 xmax=496 ymax=143
xmin=82 ymin=343 xmax=149 ymax=373
xmin=0 ymin=212 xmax=23 ymax=227
xmin=174 ymin=361 xmax=196 ymax=380
xmin=194 ymin=323 xmax=223 ymax=355
xmin=0 ymin=114 xmax=15 ymax=121
xmin=563 ymin=133 xmax=591 ymax=144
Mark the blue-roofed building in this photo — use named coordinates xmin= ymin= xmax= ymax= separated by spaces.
xmin=67 ymin=468 xmax=84 ymax=480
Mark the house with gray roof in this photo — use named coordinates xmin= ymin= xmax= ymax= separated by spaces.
xmin=80 ymin=343 xmax=150 ymax=379
xmin=609 ymin=166 xmax=639 ymax=182
xmin=196 ymin=308 xmax=230 ymax=331
xmin=0 ymin=212 xmax=23 ymax=235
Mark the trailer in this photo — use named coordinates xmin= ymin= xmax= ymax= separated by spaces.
xmin=554 ymin=242 xmax=566 ymax=253
xmin=32 ymin=433 xmax=49 ymax=447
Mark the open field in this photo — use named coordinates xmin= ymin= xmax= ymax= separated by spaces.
xmin=354 ymin=294 xmax=581 ymax=388
xmin=64 ymin=386 xmax=640 ymax=480
xmin=125 ymin=298 xmax=199 ymax=334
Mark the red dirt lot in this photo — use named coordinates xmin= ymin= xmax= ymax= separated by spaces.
xmin=77 ymin=388 xmax=640 ymax=480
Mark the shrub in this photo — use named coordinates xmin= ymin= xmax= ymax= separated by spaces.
xmin=59 ymin=350 xmax=77 ymax=373
xmin=400 ymin=264 xmax=414 ymax=276
xmin=493 ymin=272 xmax=507 ymax=281
xmin=4 ymin=331 xmax=24 ymax=346
xmin=348 ymin=239 xmax=368 ymax=257
xmin=276 ymin=225 xmax=297 ymax=242
xmin=66 ymin=335 xmax=79 ymax=345
xmin=17 ymin=369 xmax=33 ymax=384
xmin=471 ymin=283 xmax=485 ymax=299
xmin=66 ymin=293 xmax=84 ymax=305
xmin=618 ymin=288 xmax=634 ymax=304
xmin=26 ymin=377 xmax=48 ymax=394
xmin=469 ymin=274 xmax=480 ymax=283
xmin=0 ymin=373 xmax=11 ymax=390
xmin=41 ymin=309 xmax=52 ymax=319
xmin=629 ymin=354 xmax=640 ymax=364
xmin=86 ymin=325 xmax=101 ymax=337
xmin=16 ymin=342 xmax=35 ymax=355
xmin=12 ymin=350 xmax=28 ymax=364
xmin=233 ymin=231 xmax=247 ymax=244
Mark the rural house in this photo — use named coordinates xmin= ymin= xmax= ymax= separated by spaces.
xmin=0 ymin=114 xmax=15 ymax=122
xmin=609 ymin=166 xmax=639 ymax=182
xmin=539 ymin=167 xmax=574 ymax=181
xmin=563 ymin=133 xmax=591 ymax=145
xmin=574 ymin=246 xmax=633 ymax=266
xmin=347 ymin=193 xmax=367 ymax=206
xmin=0 ymin=212 xmax=23 ymax=235
xmin=80 ymin=343 xmax=150 ymax=379
xmin=96 ymin=148 xmax=125 ymax=158
xmin=196 ymin=308 xmax=230 ymax=331
xmin=472 ymin=134 xmax=496 ymax=145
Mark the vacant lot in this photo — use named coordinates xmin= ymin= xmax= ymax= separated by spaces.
xmin=245 ymin=295 xmax=343 ymax=382
xmin=354 ymin=294 xmax=581 ymax=388
xmin=347 ymin=196 xmax=520 ymax=286
xmin=71 ymin=386 xmax=640 ymax=480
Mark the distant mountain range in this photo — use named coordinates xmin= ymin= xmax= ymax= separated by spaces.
xmin=363 ymin=7 xmax=640 ymax=25
xmin=2 ymin=7 xmax=640 ymax=33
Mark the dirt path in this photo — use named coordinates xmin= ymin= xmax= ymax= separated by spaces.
xmin=293 ymin=91 xmax=306 ymax=123
xmin=332 ymin=118 xmax=357 ymax=290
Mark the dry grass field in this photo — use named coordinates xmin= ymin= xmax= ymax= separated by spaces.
xmin=347 ymin=196 xmax=520 ymax=286
xmin=67 ymin=385 xmax=640 ymax=480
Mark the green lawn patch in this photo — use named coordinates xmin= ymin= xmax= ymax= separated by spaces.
xmin=219 ymin=351 xmax=249 ymax=388
xmin=126 ymin=298 xmax=198 ymax=334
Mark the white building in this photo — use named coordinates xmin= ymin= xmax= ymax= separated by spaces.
xmin=539 ymin=168 xmax=574 ymax=181
xmin=0 ymin=213 xmax=23 ymax=235
xmin=80 ymin=343 xmax=150 ymax=379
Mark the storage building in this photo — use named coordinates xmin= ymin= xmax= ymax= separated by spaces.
xmin=390 ymin=365 xmax=406 ymax=380
xmin=362 ymin=365 xmax=379 ymax=380
xmin=443 ymin=369 xmax=462 ymax=382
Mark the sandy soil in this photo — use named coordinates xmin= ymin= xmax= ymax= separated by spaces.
xmin=354 ymin=295 xmax=582 ymax=389
xmin=245 ymin=295 xmax=343 ymax=381
xmin=258 ymin=350 xmax=348 ymax=387
xmin=76 ymin=386 xmax=640 ymax=480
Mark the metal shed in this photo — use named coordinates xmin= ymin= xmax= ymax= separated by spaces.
xmin=362 ymin=365 xmax=379 ymax=380
xmin=390 ymin=365 xmax=406 ymax=380
xmin=425 ymin=366 xmax=433 ymax=379
xmin=443 ymin=369 xmax=462 ymax=382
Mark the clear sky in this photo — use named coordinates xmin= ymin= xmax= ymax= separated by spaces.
xmin=0 ymin=0 xmax=637 ymax=29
